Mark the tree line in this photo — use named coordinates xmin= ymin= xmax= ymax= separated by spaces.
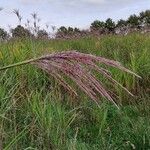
xmin=0 ymin=9 xmax=150 ymax=40
xmin=56 ymin=10 xmax=150 ymax=38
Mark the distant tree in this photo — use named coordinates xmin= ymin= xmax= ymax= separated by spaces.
xmin=144 ymin=10 xmax=150 ymax=26
xmin=58 ymin=26 xmax=68 ymax=34
xmin=140 ymin=10 xmax=150 ymax=26
xmin=74 ymin=27 xmax=80 ymax=33
xmin=68 ymin=27 xmax=74 ymax=33
xmin=116 ymin=19 xmax=127 ymax=28
xmin=139 ymin=11 xmax=146 ymax=26
xmin=0 ymin=28 xmax=9 ymax=40
xmin=55 ymin=26 xmax=66 ymax=38
xmin=127 ymin=14 xmax=140 ymax=28
xmin=37 ymin=29 xmax=48 ymax=39
xmin=105 ymin=18 xmax=116 ymax=32
xmin=90 ymin=20 xmax=105 ymax=30
xmin=11 ymin=25 xmax=32 ymax=38
xmin=56 ymin=26 xmax=81 ymax=39
xmin=115 ymin=19 xmax=129 ymax=35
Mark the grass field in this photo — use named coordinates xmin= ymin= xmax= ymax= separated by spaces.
xmin=0 ymin=33 xmax=150 ymax=149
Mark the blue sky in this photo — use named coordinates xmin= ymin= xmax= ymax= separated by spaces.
xmin=0 ymin=0 xmax=150 ymax=31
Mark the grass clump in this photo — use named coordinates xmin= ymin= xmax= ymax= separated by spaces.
xmin=0 ymin=33 xmax=150 ymax=149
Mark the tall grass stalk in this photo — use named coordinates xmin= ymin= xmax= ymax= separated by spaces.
xmin=0 ymin=51 xmax=140 ymax=108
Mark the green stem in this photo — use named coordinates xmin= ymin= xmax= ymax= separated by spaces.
xmin=0 ymin=57 xmax=42 ymax=71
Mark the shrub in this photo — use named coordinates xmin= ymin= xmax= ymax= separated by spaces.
xmin=0 ymin=28 xmax=9 ymax=40
xmin=37 ymin=29 xmax=49 ymax=39
xmin=11 ymin=25 xmax=32 ymax=38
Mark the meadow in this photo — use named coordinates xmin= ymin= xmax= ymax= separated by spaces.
xmin=0 ymin=33 xmax=150 ymax=149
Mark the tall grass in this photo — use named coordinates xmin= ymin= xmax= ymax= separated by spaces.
xmin=0 ymin=33 xmax=150 ymax=149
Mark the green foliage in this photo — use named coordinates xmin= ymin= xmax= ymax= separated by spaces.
xmin=0 ymin=28 xmax=9 ymax=40
xmin=68 ymin=27 xmax=74 ymax=33
xmin=139 ymin=10 xmax=150 ymax=26
xmin=58 ymin=26 xmax=80 ymax=34
xmin=90 ymin=20 xmax=105 ymax=30
xmin=127 ymin=14 xmax=140 ymax=28
xmin=11 ymin=25 xmax=32 ymax=38
xmin=37 ymin=29 xmax=48 ymax=39
xmin=56 ymin=26 xmax=82 ymax=38
xmin=74 ymin=27 xmax=80 ymax=33
xmin=58 ymin=26 xmax=68 ymax=34
xmin=0 ymin=33 xmax=150 ymax=149
xmin=105 ymin=18 xmax=116 ymax=32
xmin=117 ymin=19 xmax=127 ymax=27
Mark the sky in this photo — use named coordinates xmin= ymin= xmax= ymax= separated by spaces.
xmin=0 ymin=0 xmax=150 ymax=31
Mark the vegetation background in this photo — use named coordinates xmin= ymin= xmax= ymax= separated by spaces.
xmin=0 ymin=8 xmax=150 ymax=150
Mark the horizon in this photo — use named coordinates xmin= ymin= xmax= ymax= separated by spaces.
xmin=0 ymin=0 xmax=150 ymax=32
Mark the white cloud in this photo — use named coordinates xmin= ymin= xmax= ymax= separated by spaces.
xmin=82 ymin=0 xmax=106 ymax=4
xmin=19 ymin=0 xmax=45 ymax=5
xmin=19 ymin=0 xmax=107 ymax=6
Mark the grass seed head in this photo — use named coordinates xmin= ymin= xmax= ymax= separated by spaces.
xmin=0 ymin=51 xmax=141 ymax=108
